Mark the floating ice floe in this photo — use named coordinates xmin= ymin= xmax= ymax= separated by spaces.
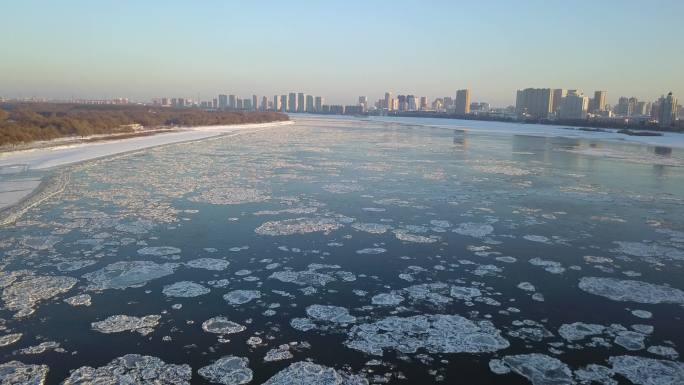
xmin=91 ymin=314 xmax=161 ymax=335
xmin=162 ymin=281 xmax=210 ymax=298
xmin=202 ymin=317 xmax=246 ymax=334
xmin=185 ymin=258 xmax=230 ymax=271
xmin=0 ymin=333 xmax=22 ymax=347
xmin=523 ymin=235 xmax=552 ymax=244
xmin=356 ymin=248 xmax=386 ymax=255
xmin=473 ymin=163 xmax=531 ymax=176
xmin=18 ymin=341 xmax=63 ymax=355
xmin=224 ymin=290 xmax=261 ymax=305
xmin=609 ymin=355 xmax=684 ymax=385
xmin=393 ymin=230 xmax=438 ymax=243
xmin=2 ymin=275 xmax=78 ymax=318
xmin=529 ymin=258 xmax=566 ymax=274
xmin=345 ymin=314 xmax=509 ymax=356
xmin=647 ymin=345 xmax=679 ymax=360
xmin=517 ymin=282 xmax=536 ymax=292
xmin=450 ymin=286 xmax=482 ymax=300
xmin=262 ymin=361 xmax=367 ymax=385
xmin=137 ymin=246 xmax=181 ymax=257
xmin=269 ymin=268 xmax=337 ymax=287
xmin=56 ymin=260 xmax=98 ymax=272
xmin=573 ymin=364 xmax=616 ymax=385
xmin=82 ymin=260 xmax=177 ymax=290
xmin=255 ymin=217 xmax=342 ymax=236
xmin=578 ymin=277 xmax=684 ymax=304
xmin=62 ymin=354 xmax=191 ymax=384
xmin=21 ymin=235 xmax=62 ymax=250
xmin=351 ymin=222 xmax=392 ymax=234
xmin=197 ymin=356 xmax=252 ymax=385
xmin=264 ymin=344 xmax=294 ymax=362
xmin=371 ymin=293 xmax=405 ymax=306
xmin=453 ymin=223 xmax=494 ymax=238
xmin=64 ymin=294 xmax=92 ymax=306
xmin=558 ymin=322 xmax=605 ymax=342
xmin=613 ymin=241 xmax=684 ymax=261
xmin=631 ymin=309 xmax=653 ymax=319
xmin=306 ymin=305 xmax=356 ymax=323
xmin=0 ymin=361 xmax=48 ymax=384
xmin=322 ymin=183 xmax=364 ymax=194
xmin=493 ymin=353 xmax=574 ymax=385
xmin=189 ymin=187 xmax=269 ymax=205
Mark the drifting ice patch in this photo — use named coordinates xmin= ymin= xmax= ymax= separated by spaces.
xmin=2 ymin=275 xmax=77 ymax=318
xmin=224 ymin=290 xmax=261 ymax=305
xmin=609 ymin=355 xmax=684 ymax=385
xmin=558 ymin=322 xmax=606 ymax=342
xmin=0 ymin=361 xmax=48 ymax=384
xmin=64 ymin=294 xmax=92 ymax=307
xmin=356 ymin=248 xmax=387 ymax=255
xmin=578 ymin=277 xmax=684 ymax=304
xmin=198 ymin=356 xmax=253 ymax=385
xmin=202 ymin=317 xmax=246 ymax=334
xmin=371 ymin=293 xmax=405 ymax=306
xmin=185 ymin=258 xmax=230 ymax=271
xmin=91 ymin=314 xmax=161 ymax=336
xmin=82 ymin=260 xmax=177 ymax=290
xmin=494 ymin=353 xmax=574 ymax=385
xmin=162 ymin=281 xmax=210 ymax=298
xmin=351 ymin=222 xmax=392 ymax=234
xmin=453 ymin=223 xmax=494 ymax=238
xmin=255 ymin=217 xmax=342 ymax=236
xmin=529 ymin=258 xmax=565 ymax=274
xmin=345 ymin=314 xmax=509 ymax=356
xmin=269 ymin=269 xmax=336 ymax=287
xmin=262 ymin=361 xmax=367 ymax=385
xmin=0 ymin=333 xmax=22 ymax=347
xmin=62 ymin=354 xmax=191 ymax=385
xmin=306 ymin=305 xmax=356 ymax=323
xmin=137 ymin=246 xmax=181 ymax=257
xmin=264 ymin=344 xmax=294 ymax=362
xmin=393 ymin=230 xmax=438 ymax=244
xmin=189 ymin=187 xmax=269 ymax=205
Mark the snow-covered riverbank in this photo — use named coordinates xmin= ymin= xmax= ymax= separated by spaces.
xmin=0 ymin=120 xmax=293 ymax=211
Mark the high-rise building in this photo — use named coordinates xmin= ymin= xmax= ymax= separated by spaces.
xmin=358 ymin=96 xmax=367 ymax=112
xmin=396 ymin=95 xmax=406 ymax=111
xmin=591 ymin=91 xmax=607 ymax=112
xmin=306 ymin=95 xmax=314 ymax=113
xmin=634 ymin=101 xmax=650 ymax=116
xmin=252 ymin=95 xmax=258 ymax=111
xmin=288 ymin=93 xmax=297 ymax=113
xmin=552 ymin=89 xmax=567 ymax=113
xmin=407 ymin=95 xmax=417 ymax=111
xmin=315 ymin=96 xmax=323 ymax=112
xmin=659 ymin=92 xmax=677 ymax=127
xmin=558 ymin=91 xmax=589 ymax=120
xmin=280 ymin=95 xmax=288 ymax=112
xmin=236 ymin=98 xmax=243 ymax=109
xmin=384 ymin=92 xmax=392 ymax=111
xmin=218 ymin=94 xmax=228 ymax=109
xmin=297 ymin=93 xmax=305 ymax=112
xmin=419 ymin=96 xmax=428 ymax=111
xmin=273 ymin=95 xmax=281 ymax=111
xmin=455 ymin=89 xmax=471 ymax=115
xmin=261 ymin=96 xmax=268 ymax=111
xmin=516 ymin=88 xmax=553 ymax=119
xmin=229 ymin=95 xmax=237 ymax=109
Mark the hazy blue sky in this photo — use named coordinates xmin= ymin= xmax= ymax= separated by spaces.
xmin=2 ymin=0 xmax=682 ymax=106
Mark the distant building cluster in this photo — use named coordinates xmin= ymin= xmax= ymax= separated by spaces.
xmin=515 ymin=88 xmax=680 ymax=128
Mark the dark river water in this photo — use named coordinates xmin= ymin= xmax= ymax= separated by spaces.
xmin=0 ymin=116 xmax=683 ymax=384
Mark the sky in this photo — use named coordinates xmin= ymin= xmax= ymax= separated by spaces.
xmin=1 ymin=0 xmax=683 ymax=106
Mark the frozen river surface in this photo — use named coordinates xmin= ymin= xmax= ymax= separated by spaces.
xmin=0 ymin=116 xmax=683 ymax=384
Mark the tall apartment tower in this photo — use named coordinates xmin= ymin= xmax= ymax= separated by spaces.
xmin=297 ymin=93 xmax=305 ymax=112
xmin=552 ymin=89 xmax=567 ymax=113
xmin=515 ymin=88 xmax=553 ymax=119
xmin=280 ymin=95 xmax=288 ymax=113
xmin=455 ymin=89 xmax=471 ymax=115
xmin=559 ymin=91 xmax=589 ymax=120
xmin=306 ymin=95 xmax=314 ymax=112
xmin=659 ymin=92 xmax=677 ymax=127
xmin=592 ymin=91 xmax=607 ymax=112
xmin=384 ymin=92 xmax=392 ymax=111
xmin=288 ymin=93 xmax=297 ymax=113
xmin=314 ymin=96 xmax=323 ymax=112
xmin=228 ymin=95 xmax=237 ymax=109
xmin=252 ymin=95 xmax=258 ymax=111
xmin=218 ymin=94 xmax=228 ymax=109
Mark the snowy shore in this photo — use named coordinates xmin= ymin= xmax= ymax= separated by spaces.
xmin=0 ymin=120 xmax=293 ymax=212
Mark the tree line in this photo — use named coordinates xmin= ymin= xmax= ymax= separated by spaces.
xmin=0 ymin=103 xmax=288 ymax=146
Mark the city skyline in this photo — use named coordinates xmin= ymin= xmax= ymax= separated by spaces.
xmin=2 ymin=0 xmax=683 ymax=106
